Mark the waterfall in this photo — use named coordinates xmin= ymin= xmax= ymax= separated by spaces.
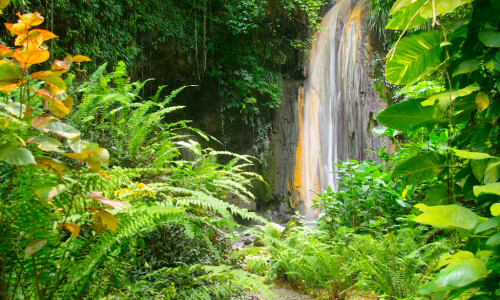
xmin=293 ymin=0 xmax=368 ymax=221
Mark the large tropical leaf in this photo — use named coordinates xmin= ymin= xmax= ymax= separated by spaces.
xmin=423 ymin=183 xmax=461 ymax=206
xmin=478 ymin=29 xmax=500 ymax=47
xmin=386 ymin=30 xmax=442 ymax=85
xmin=392 ymin=152 xmax=448 ymax=183
xmin=421 ymin=83 xmax=479 ymax=112
xmin=386 ymin=0 xmax=428 ymax=30
xmin=377 ymin=100 xmax=442 ymax=131
xmin=449 ymin=149 xmax=494 ymax=160
xmin=420 ymin=0 xmax=475 ymax=19
xmin=412 ymin=204 xmax=479 ymax=231
xmin=473 ymin=182 xmax=500 ymax=197
xmin=0 ymin=142 xmax=36 ymax=165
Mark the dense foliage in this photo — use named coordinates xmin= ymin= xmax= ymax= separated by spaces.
xmin=0 ymin=0 xmax=326 ymax=123
xmin=0 ymin=9 xmax=276 ymax=299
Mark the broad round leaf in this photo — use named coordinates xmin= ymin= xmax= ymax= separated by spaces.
xmin=24 ymin=239 xmax=47 ymax=260
xmin=45 ymin=121 xmax=80 ymax=139
xmin=485 ymin=232 xmax=500 ymax=246
xmin=478 ymin=29 xmax=500 ymax=47
xmin=13 ymin=48 xmax=50 ymax=68
xmin=386 ymin=30 xmax=442 ymax=85
xmin=91 ymin=210 xmax=118 ymax=233
xmin=452 ymin=59 xmax=481 ymax=77
xmin=434 ymin=256 xmax=487 ymax=289
xmin=491 ymin=203 xmax=500 ymax=216
xmin=484 ymin=161 xmax=500 ymax=184
xmin=475 ymin=92 xmax=490 ymax=113
xmin=377 ymin=100 xmax=442 ymax=131
xmin=471 ymin=159 xmax=487 ymax=183
xmin=27 ymin=136 xmax=63 ymax=152
xmin=33 ymin=156 xmax=69 ymax=178
xmin=34 ymin=184 xmax=69 ymax=202
xmin=413 ymin=203 xmax=479 ymax=231
xmin=392 ymin=152 xmax=448 ymax=183
xmin=475 ymin=216 xmax=499 ymax=234
xmin=0 ymin=142 xmax=36 ymax=165
xmin=423 ymin=183 xmax=460 ymax=206
xmin=57 ymin=222 xmax=81 ymax=238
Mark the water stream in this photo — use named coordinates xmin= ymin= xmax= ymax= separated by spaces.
xmin=293 ymin=0 xmax=368 ymax=220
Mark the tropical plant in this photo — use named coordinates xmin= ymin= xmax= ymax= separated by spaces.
xmin=374 ymin=0 xmax=500 ymax=298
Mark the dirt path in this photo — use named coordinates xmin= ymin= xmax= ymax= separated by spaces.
xmin=251 ymin=288 xmax=315 ymax=300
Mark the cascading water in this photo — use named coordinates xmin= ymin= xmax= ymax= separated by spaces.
xmin=293 ymin=0 xmax=368 ymax=221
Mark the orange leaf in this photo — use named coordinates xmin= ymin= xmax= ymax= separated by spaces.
xmin=0 ymin=80 xmax=26 ymax=93
xmin=52 ymin=60 xmax=69 ymax=71
xmin=31 ymin=114 xmax=57 ymax=129
xmin=5 ymin=23 xmax=26 ymax=36
xmin=15 ymin=33 xmax=44 ymax=50
xmin=57 ymin=222 xmax=81 ymax=238
xmin=13 ymin=49 xmax=50 ymax=69
xmin=29 ymin=29 xmax=57 ymax=41
xmin=0 ymin=45 xmax=12 ymax=58
xmin=17 ymin=12 xmax=44 ymax=28
xmin=72 ymin=55 xmax=92 ymax=63
xmin=64 ymin=152 xmax=89 ymax=160
xmin=87 ymin=191 xmax=127 ymax=210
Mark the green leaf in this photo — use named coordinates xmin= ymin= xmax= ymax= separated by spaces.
xmin=392 ymin=152 xmax=448 ymax=183
xmin=386 ymin=0 xmax=428 ymax=30
xmin=422 ymin=183 xmax=459 ymax=206
xmin=389 ymin=0 xmax=418 ymax=15
xmin=87 ymin=148 xmax=110 ymax=171
xmin=377 ymin=100 xmax=442 ymax=131
xmin=472 ymin=159 xmax=487 ymax=183
xmin=452 ymin=59 xmax=481 ymax=77
xmin=492 ymin=203 xmax=500 ymax=216
xmin=475 ymin=216 xmax=499 ymax=234
xmin=25 ymin=239 xmax=47 ymax=260
xmin=421 ymin=83 xmax=480 ymax=111
xmin=67 ymin=138 xmax=98 ymax=153
xmin=45 ymin=121 xmax=80 ymax=139
xmin=449 ymin=149 xmax=494 ymax=160
xmin=386 ymin=30 xmax=443 ymax=85
xmin=27 ymin=136 xmax=63 ymax=153
xmin=412 ymin=204 xmax=479 ymax=231
xmin=485 ymin=232 xmax=500 ymax=246
xmin=478 ymin=29 xmax=500 ymax=47
xmin=475 ymin=92 xmax=490 ymax=113
xmin=396 ymin=62 xmax=444 ymax=96
xmin=433 ymin=253 xmax=487 ymax=289
xmin=420 ymin=0 xmax=475 ymax=19
xmin=0 ymin=101 xmax=27 ymax=116
xmin=0 ymin=62 xmax=23 ymax=86
xmin=0 ymin=142 xmax=36 ymax=165
xmin=491 ymin=0 xmax=500 ymax=10
xmin=444 ymin=18 xmax=470 ymax=32
xmin=484 ymin=161 xmax=500 ymax=184
xmin=34 ymin=184 xmax=69 ymax=202
xmin=0 ymin=112 xmax=28 ymax=130
xmin=473 ymin=182 xmax=500 ymax=197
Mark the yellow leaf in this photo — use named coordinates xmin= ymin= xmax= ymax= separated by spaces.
xmin=0 ymin=0 xmax=10 ymax=9
xmin=476 ymin=92 xmax=490 ymax=113
xmin=91 ymin=210 xmax=118 ymax=233
xmin=13 ymin=48 xmax=50 ymax=69
xmin=72 ymin=55 xmax=92 ymax=63
xmin=24 ymin=239 xmax=46 ymax=260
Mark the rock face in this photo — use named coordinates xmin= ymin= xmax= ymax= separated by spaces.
xmin=131 ymin=2 xmax=390 ymax=224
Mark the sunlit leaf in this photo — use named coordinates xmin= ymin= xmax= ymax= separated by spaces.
xmin=386 ymin=0 xmax=428 ymax=30
xmin=51 ymin=59 xmax=69 ymax=72
xmin=449 ymin=149 xmax=494 ymax=160
xmin=392 ymin=152 xmax=448 ymax=183
xmin=0 ymin=0 xmax=10 ymax=9
xmin=389 ymin=0 xmax=418 ymax=15
xmin=420 ymin=0 xmax=475 ymax=19
xmin=36 ymin=89 xmax=70 ymax=118
xmin=413 ymin=203 xmax=479 ymax=231
xmin=491 ymin=203 xmax=500 ymax=216
xmin=15 ymin=32 xmax=43 ymax=49
xmin=31 ymin=71 xmax=66 ymax=92
xmin=24 ymin=239 xmax=46 ymax=260
xmin=13 ymin=48 xmax=50 ymax=69
xmin=475 ymin=92 xmax=489 ymax=113
xmin=31 ymin=114 xmax=57 ymax=130
xmin=87 ymin=191 xmax=127 ymax=210
xmin=0 ymin=45 xmax=12 ymax=58
xmin=91 ymin=210 xmax=118 ymax=233
xmin=474 ymin=182 xmax=500 ymax=197
xmin=34 ymin=184 xmax=69 ymax=202
xmin=423 ymin=183 xmax=461 ymax=206
xmin=0 ymin=112 xmax=28 ymax=130
xmin=57 ymin=222 xmax=80 ymax=238
xmin=0 ymin=62 xmax=23 ymax=87
xmin=45 ymin=121 xmax=80 ymax=139
xmin=72 ymin=55 xmax=92 ymax=63
xmin=386 ymin=30 xmax=442 ymax=85
xmin=67 ymin=138 xmax=98 ymax=153
xmin=27 ymin=136 xmax=63 ymax=152
xmin=485 ymin=232 xmax=500 ymax=246
xmin=87 ymin=148 xmax=110 ymax=171
xmin=0 ymin=142 xmax=36 ymax=165
xmin=421 ymin=83 xmax=480 ymax=112
xmin=32 ymin=156 xmax=69 ymax=178
xmin=17 ymin=12 xmax=44 ymax=28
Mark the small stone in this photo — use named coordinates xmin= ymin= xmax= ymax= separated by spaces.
xmin=244 ymin=238 xmax=253 ymax=245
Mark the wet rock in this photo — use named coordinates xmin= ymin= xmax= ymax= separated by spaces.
xmin=244 ymin=238 xmax=253 ymax=245
xmin=281 ymin=215 xmax=303 ymax=238
xmin=253 ymin=237 xmax=264 ymax=247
